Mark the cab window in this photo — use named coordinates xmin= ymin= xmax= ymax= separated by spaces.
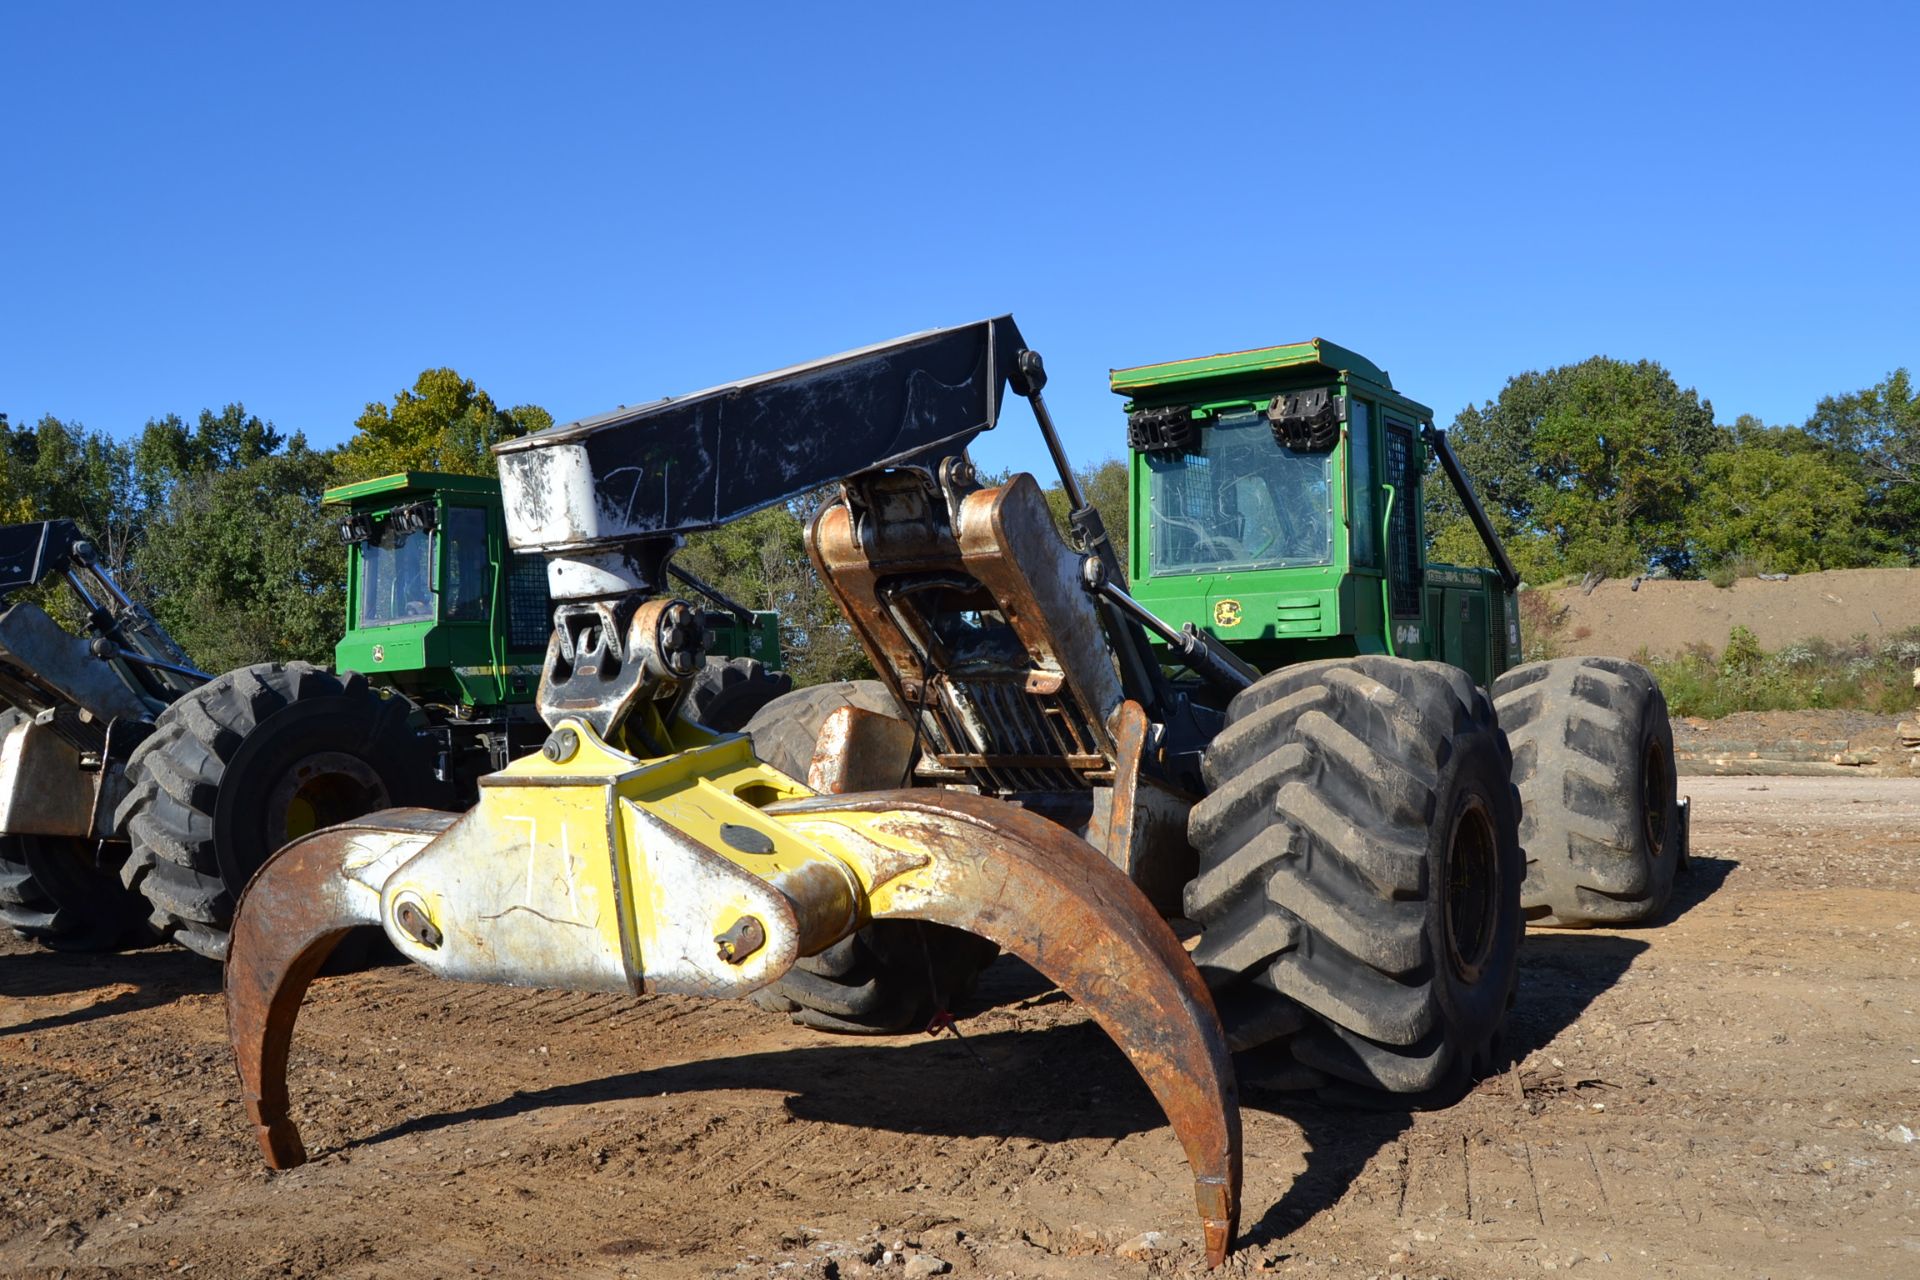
xmin=1349 ymin=400 xmax=1378 ymax=570
xmin=443 ymin=507 xmax=492 ymax=622
xmin=359 ymin=522 xmax=435 ymax=627
xmin=1146 ymin=409 xmax=1333 ymax=575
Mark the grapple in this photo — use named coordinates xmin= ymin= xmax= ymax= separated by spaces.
xmin=225 ymin=719 xmax=1242 ymax=1264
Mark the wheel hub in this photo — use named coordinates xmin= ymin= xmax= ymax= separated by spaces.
xmin=265 ymin=752 xmax=391 ymax=845
xmin=1442 ymin=794 xmax=1499 ymax=985
xmin=1641 ymin=737 xmax=1669 ymax=856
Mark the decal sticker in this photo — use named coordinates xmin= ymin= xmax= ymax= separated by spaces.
xmin=371 ymin=645 xmax=385 ymax=663
xmin=1213 ymin=598 xmax=1243 ymax=628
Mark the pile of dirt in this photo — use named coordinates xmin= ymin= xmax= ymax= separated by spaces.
xmin=1539 ymin=566 xmax=1920 ymax=660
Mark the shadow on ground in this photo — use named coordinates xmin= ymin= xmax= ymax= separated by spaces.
xmin=0 ymin=941 xmax=218 ymax=1036
xmin=1665 ymin=855 xmax=1737 ymax=922
xmin=349 ymin=926 xmax=1655 ymax=1254
xmin=1232 ymin=929 xmax=1651 ymax=1249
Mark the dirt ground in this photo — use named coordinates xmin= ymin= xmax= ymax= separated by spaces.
xmin=3 ymin=776 xmax=1917 ymax=1280
xmin=1544 ymin=566 xmax=1920 ymax=659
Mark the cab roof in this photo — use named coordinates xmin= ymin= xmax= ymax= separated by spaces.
xmin=1110 ymin=338 xmax=1393 ymax=394
xmin=1110 ymin=338 xmax=1435 ymax=422
xmin=322 ymin=471 xmax=500 ymax=506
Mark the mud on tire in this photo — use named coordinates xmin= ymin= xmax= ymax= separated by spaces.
xmin=744 ymin=679 xmax=998 ymax=1034
xmin=116 ymin=662 xmax=450 ymax=960
xmin=681 ymin=656 xmax=793 ymax=733
xmin=1492 ymin=656 xmax=1681 ymax=927
xmin=1185 ymin=655 xmax=1523 ymax=1095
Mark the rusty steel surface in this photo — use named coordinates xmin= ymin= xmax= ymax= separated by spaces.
xmin=810 ymin=472 xmax=1127 ymax=797
xmin=805 ymin=704 xmax=916 ymax=794
xmin=225 ymin=811 xmax=457 ymax=1169
xmin=768 ymin=787 xmax=1242 ymax=1266
xmin=1083 ymin=698 xmax=1198 ymax=917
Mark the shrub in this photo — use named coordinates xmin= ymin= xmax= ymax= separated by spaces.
xmin=1705 ymin=554 xmax=1769 ymax=589
xmin=1881 ymin=631 xmax=1920 ymax=667
xmin=1648 ymin=624 xmax=1920 ymax=717
xmin=1518 ymin=588 xmax=1570 ymax=662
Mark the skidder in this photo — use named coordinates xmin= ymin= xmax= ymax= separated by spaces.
xmin=223 ymin=318 xmax=1682 ymax=1265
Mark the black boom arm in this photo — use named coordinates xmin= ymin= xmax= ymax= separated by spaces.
xmin=1423 ymin=424 xmax=1521 ymax=593
xmin=493 ymin=317 xmax=1031 ymax=594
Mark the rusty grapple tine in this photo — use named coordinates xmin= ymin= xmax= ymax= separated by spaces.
xmin=224 ymin=813 xmax=448 ymax=1170
xmin=767 ymin=788 xmax=1242 ymax=1266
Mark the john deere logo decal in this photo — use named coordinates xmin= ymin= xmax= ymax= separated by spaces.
xmin=371 ymin=645 xmax=385 ymax=663
xmin=1213 ymin=599 xmax=1243 ymax=628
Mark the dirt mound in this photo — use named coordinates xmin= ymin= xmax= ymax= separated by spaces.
xmin=1541 ymin=567 xmax=1920 ymax=659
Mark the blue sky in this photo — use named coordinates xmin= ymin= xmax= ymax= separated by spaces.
xmin=4 ymin=3 xmax=1915 ymax=478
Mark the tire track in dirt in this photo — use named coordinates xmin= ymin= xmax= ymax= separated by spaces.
xmin=8 ymin=1128 xmax=185 ymax=1193
xmin=4 ymin=776 xmax=1920 ymax=1279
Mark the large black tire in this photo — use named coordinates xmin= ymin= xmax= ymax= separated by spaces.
xmin=0 ymin=836 xmax=154 ymax=951
xmin=743 ymin=679 xmax=998 ymax=1034
xmin=1185 ymin=656 xmax=1523 ymax=1095
xmin=681 ymin=656 xmax=793 ymax=733
xmin=1492 ymin=657 xmax=1681 ymax=927
xmin=0 ymin=709 xmax=153 ymax=951
xmin=744 ymin=680 xmax=907 ymax=783
xmin=116 ymin=663 xmax=450 ymax=960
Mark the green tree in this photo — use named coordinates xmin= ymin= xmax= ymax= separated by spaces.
xmin=335 ymin=368 xmax=552 ymax=482
xmin=1424 ymin=396 xmax=1567 ymax=585
xmin=1803 ymin=367 xmax=1919 ymax=561
xmin=0 ymin=414 xmax=25 ymax=523
xmin=135 ymin=437 xmax=345 ymax=671
xmin=1691 ymin=433 xmax=1873 ymax=573
xmin=1427 ymin=358 xmax=1722 ymax=580
xmin=131 ymin=404 xmax=286 ymax=516
xmin=0 ymin=414 xmax=138 ymax=572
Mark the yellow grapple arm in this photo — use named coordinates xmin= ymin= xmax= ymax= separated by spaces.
xmin=225 ymin=717 xmax=1241 ymax=1265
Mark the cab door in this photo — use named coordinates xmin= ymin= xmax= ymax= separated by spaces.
xmin=1383 ymin=418 xmax=1425 ymax=649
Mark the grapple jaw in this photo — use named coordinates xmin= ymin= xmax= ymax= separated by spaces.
xmin=224 ymin=809 xmax=455 ymax=1168
xmin=767 ymin=789 xmax=1242 ymax=1263
xmin=225 ymin=721 xmax=1241 ymax=1265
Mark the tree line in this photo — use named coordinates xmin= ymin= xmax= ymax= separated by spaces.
xmin=1424 ymin=359 xmax=1918 ymax=584
xmin=0 ymin=371 xmax=546 ymax=674
xmin=6 ymin=355 xmax=1911 ymax=686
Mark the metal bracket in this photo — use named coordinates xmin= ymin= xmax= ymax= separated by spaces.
xmin=536 ymin=597 xmax=706 ymax=739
